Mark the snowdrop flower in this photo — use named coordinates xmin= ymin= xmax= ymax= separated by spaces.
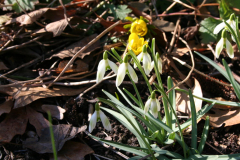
xmin=150 ymin=52 xmax=162 ymax=74
xmin=96 ymin=51 xmax=118 ymax=83
xmin=116 ymin=55 xmax=138 ymax=87
xmin=215 ymin=29 xmax=234 ymax=58
xmin=89 ymin=103 xmax=112 ymax=133
xmin=144 ymin=91 xmax=160 ymax=118
xmin=134 ymin=44 xmax=152 ymax=75
xmin=214 ymin=13 xmax=237 ymax=42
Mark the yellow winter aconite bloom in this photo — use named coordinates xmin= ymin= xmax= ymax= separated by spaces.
xmin=128 ymin=33 xmax=148 ymax=55
xmin=130 ymin=19 xmax=148 ymax=36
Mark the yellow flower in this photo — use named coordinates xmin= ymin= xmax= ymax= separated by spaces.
xmin=128 ymin=33 xmax=148 ymax=55
xmin=130 ymin=19 xmax=148 ymax=36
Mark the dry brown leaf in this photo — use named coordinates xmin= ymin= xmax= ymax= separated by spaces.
xmin=153 ymin=19 xmax=175 ymax=32
xmin=36 ymin=19 xmax=68 ymax=37
xmin=23 ymin=125 xmax=87 ymax=153
xmin=0 ymin=107 xmax=28 ymax=142
xmin=55 ymin=59 xmax=89 ymax=73
xmin=211 ymin=97 xmax=237 ymax=109
xmin=204 ymin=108 xmax=240 ymax=128
xmin=0 ymin=61 xmax=9 ymax=70
xmin=41 ymin=104 xmax=66 ymax=120
xmin=128 ymin=5 xmax=152 ymax=22
xmin=0 ymin=99 xmax=13 ymax=116
xmin=50 ymin=34 xmax=101 ymax=59
xmin=176 ymin=78 xmax=203 ymax=116
xmin=50 ymin=141 xmax=94 ymax=160
xmin=6 ymin=8 xmax=49 ymax=25
xmin=0 ymin=86 xmax=86 ymax=109
xmin=0 ymin=104 xmax=49 ymax=142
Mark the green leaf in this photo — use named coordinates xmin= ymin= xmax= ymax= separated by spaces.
xmin=4 ymin=0 xmax=37 ymax=13
xmin=189 ymin=90 xmax=197 ymax=153
xmin=226 ymin=0 xmax=240 ymax=10
xmin=199 ymin=17 xmax=222 ymax=44
xmin=198 ymin=116 xmax=210 ymax=154
xmin=116 ymin=5 xmax=132 ymax=20
xmin=219 ymin=0 xmax=233 ymax=20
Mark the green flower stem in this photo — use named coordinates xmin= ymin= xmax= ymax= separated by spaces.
xmin=85 ymin=1 xmax=106 ymax=17
xmin=111 ymin=48 xmax=123 ymax=63
xmin=154 ymin=84 xmax=187 ymax=158
xmin=224 ymin=20 xmax=240 ymax=52
xmin=105 ymin=50 xmax=120 ymax=62
xmin=127 ymin=72 xmax=144 ymax=109
xmin=47 ymin=111 xmax=57 ymax=160
xmin=128 ymin=50 xmax=153 ymax=93
xmin=158 ymin=112 xmax=166 ymax=138
xmin=150 ymin=39 xmax=171 ymax=129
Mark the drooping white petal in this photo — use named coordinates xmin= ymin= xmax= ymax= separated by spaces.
xmin=226 ymin=39 xmax=234 ymax=58
xmin=213 ymin=22 xmax=225 ymax=34
xmin=99 ymin=110 xmax=112 ymax=131
xmin=127 ymin=64 xmax=138 ymax=83
xmin=134 ymin=52 xmax=143 ymax=68
xmin=116 ymin=63 xmax=127 ymax=87
xmin=108 ymin=60 xmax=118 ymax=74
xmin=150 ymin=61 xmax=155 ymax=71
xmin=143 ymin=53 xmax=151 ymax=75
xmin=156 ymin=99 xmax=161 ymax=111
xmin=157 ymin=58 xmax=163 ymax=74
xmin=144 ymin=98 xmax=151 ymax=114
xmin=96 ymin=60 xmax=106 ymax=83
xmin=215 ymin=38 xmax=224 ymax=58
xmin=89 ymin=111 xmax=98 ymax=132
xmin=151 ymin=100 xmax=158 ymax=118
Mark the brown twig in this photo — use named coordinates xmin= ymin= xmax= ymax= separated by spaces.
xmin=47 ymin=21 xmax=121 ymax=88
xmin=0 ymin=27 xmax=23 ymax=52
xmin=173 ymin=56 xmax=233 ymax=87
xmin=167 ymin=17 xmax=181 ymax=53
xmin=59 ymin=0 xmax=73 ymax=29
xmin=173 ymin=0 xmax=195 ymax=10
xmin=157 ymin=12 xmax=219 ymax=19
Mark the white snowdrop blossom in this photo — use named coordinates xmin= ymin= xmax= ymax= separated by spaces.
xmin=89 ymin=103 xmax=112 ymax=133
xmin=215 ymin=29 xmax=234 ymax=58
xmin=134 ymin=44 xmax=152 ymax=75
xmin=96 ymin=51 xmax=118 ymax=83
xmin=116 ymin=55 xmax=138 ymax=87
xmin=214 ymin=13 xmax=237 ymax=42
xmin=144 ymin=91 xmax=160 ymax=118
xmin=151 ymin=52 xmax=162 ymax=74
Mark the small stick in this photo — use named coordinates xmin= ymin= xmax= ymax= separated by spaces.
xmin=173 ymin=56 xmax=233 ymax=87
xmin=157 ymin=12 xmax=219 ymax=19
xmin=47 ymin=21 xmax=121 ymax=88
xmin=0 ymin=27 xmax=23 ymax=52
xmin=162 ymin=1 xmax=177 ymax=15
xmin=59 ymin=0 xmax=73 ymax=29
xmin=167 ymin=17 xmax=181 ymax=53
xmin=173 ymin=0 xmax=195 ymax=10
xmin=159 ymin=34 xmax=195 ymax=99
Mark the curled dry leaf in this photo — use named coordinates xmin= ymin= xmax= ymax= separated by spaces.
xmin=204 ymin=108 xmax=240 ymax=128
xmin=0 ymin=105 xmax=49 ymax=142
xmin=0 ymin=61 xmax=9 ymax=70
xmin=55 ymin=59 xmax=89 ymax=73
xmin=0 ymin=98 xmax=13 ymax=116
xmin=41 ymin=104 xmax=66 ymax=120
xmin=36 ymin=18 xmax=68 ymax=37
xmin=0 ymin=86 xmax=86 ymax=109
xmin=175 ymin=78 xmax=203 ymax=116
xmin=50 ymin=141 xmax=94 ymax=160
xmin=23 ymin=125 xmax=87 ymax=153
xmin=6 ymin=8 xmax=49 ymax=25
xmin=50 ymin=34 xmax=101 ymax=59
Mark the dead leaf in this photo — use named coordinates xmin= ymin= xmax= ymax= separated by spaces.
xmin=98 ymin=16 xmax=130 ymax=33
xmin=211 ymin=97 xmax=237 ymax=109
xmin=204 ymin=108 xmax=240 ymax=128
xmin=6 ymin=8 xmax=49 ymax=25
xmin=55 ymin=59 xmax=89 ymax=73
xmin=50 ymin=141 xmax=94 ymax=160
xmin=176 ymin=78 xmax=203 ymax=116
xmin=0 ymin=61 xmax=9 ymax=70
xmin=36 ymin=19 xmax=68 ymax=37
xmin=0 ymin=99 xmax=13 ymax=116
xmin=0 ymin=86 xmax=86 ymax=109
xmin=23 ymin=125 xmax=87 ymax=153
xmin=0 ymin=15 xmax=11 ymax=26
xmin=153 ymin=19 xmax=175 ymax=32
xmin=50 ymin=34 xmax=101 ymax=59
xmin=0 ymin=107 xmax=27 ymax=142
xmin=128 ymin=5 xmax=152 ymax=22
xmin=41 ymin=104 xmax=66 ymax=120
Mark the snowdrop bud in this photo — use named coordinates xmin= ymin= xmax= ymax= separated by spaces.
xmin=150 ymin=91 xmax=156 ymax=99
xmin=229 ymin=13 xmax=235 ymax=21
xmin=123 ymin=54 xmax=128 ymax=63
xmin=95 ymin=103 xmax=100 ymax=111
xmin=103 ymin=51 xmax=108 ymax=60
xmin=142 ymin=44 xmax=147 ymax=53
